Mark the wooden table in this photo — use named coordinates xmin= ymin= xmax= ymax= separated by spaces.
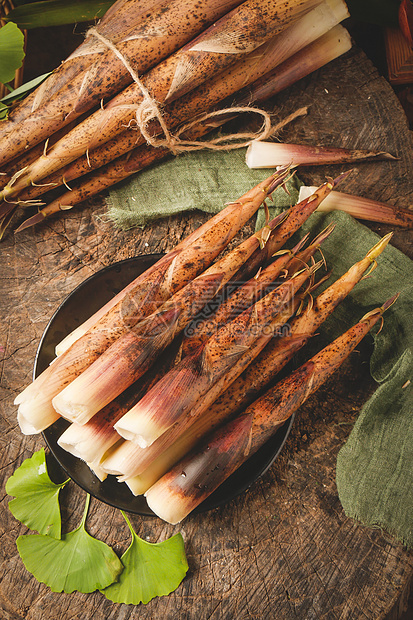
xmin=1 ymin=46 xmax=412 ymax=620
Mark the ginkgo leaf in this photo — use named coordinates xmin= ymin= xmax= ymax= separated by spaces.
xmin=16 ymin=494 xmax=123 ymax=593
xmin=6 ymin=448 xmax=69 ymax=539
xmin=0 ymin=22 xmax=25 ymax=84
xmin=102 ymin=511 xmax=188 ymax=605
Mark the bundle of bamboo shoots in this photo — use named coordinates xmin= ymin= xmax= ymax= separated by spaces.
xmin=0 ymin=0 xmax=367 ymax=238
xmin=0 ymin=0 xmax=245 ymax=155
xmin=16 ymin=167 xmax=292 ymax=434
xmin=0 ymin=0 xmax=321 ymax=192
xmin=145 ymin=295 xmax=396 ymax=523
xmin=93 ymin=229 xmax=390 ymax=487
xmin=7 ymin=5 xmax=350 ymax=207
xmin=8 ymin=0 xmax=401 ymax=524
xmin=14 ymin=165 xmax=396 ymax=522
xmin=13 ymin=23 xmax=353 ymax=232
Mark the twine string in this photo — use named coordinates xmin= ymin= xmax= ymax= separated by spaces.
xmin=86 ymin=27 xmax=279 ymax=154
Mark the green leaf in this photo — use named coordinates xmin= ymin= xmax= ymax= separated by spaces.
xmin=1 ymin=71 xmax=52 ymax=104
xmin=5 ymin=0 xmax=115 ymax=29
xmin=13 ymin=1 xmax=42 ymax=6
xmin=0 ymin=101 xmax=9 ymax=120
xmin=0 ymin=22 xmax=25 ymax=84
xmin=16 ymin=494 xmax=123 ymax=593
xmin=6 ymin=448 xmax=69 ymax=539
xmin=102 ymin=511 xmax=188 ymax=605
xmin=0 ymin=72 xmax=52 ymax=119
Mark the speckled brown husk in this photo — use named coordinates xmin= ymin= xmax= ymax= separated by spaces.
xmin=17 ymin=24 xmax=349 ymax=223
xmin=51 ymin=203 xmax=290 ymax=423
xmin=0 ymin=0 xmax=167 ymax=130
xmin=15 ymin=171 xmax=287 ymax=429
xmin=145 ymin=306 xmax=387 ymax=523
xmin=0 ymin=0 xmax=318 ymax=199
xmin=0 ymin=0 xmax=245 ymax=167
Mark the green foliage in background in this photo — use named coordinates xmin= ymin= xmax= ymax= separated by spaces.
xmin=0 ymin=0 xmax=116 ymax=113
xmin=0 ymin=21 xmax=24 ymax=84
xmin=4 ymin=0 xmax=115 ymax=30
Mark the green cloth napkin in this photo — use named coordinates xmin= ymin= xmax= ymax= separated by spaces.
xmin=283 ymin=210 xmax=413 ymax=549
xmin=107 ymin=149 xmax=413 ymax=548
xmin=107 ymin=149 xmax=300 ymax=228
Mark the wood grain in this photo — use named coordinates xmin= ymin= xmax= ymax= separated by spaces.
xmin=385 ymin=27 xmax=413 ymax=86
xmin=0 ymin=46 xmax=412 ymax=619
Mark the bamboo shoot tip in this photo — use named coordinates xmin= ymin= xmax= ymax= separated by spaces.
xmin=333 ymin=169 xmax=353 ymax=187
xmin=381 ymin=292 xmax=400 ymax=312
xmin=366 ymin=231 xmax=393 ymax=260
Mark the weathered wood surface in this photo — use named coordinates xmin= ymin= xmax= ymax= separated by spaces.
xmin=1 ymin=46 xmax=412 ymax=620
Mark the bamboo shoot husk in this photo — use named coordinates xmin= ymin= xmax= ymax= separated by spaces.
xmin=145 ymin=297 xmax=397 ymax=523
xmin=8 ymin=0 xmax=349 ymax=207
xmin=0 ymin=0 xmax=320 ymax=200
xmin=16 ymin=24 xmax=352 ymax=228
xmin=51 ymin=207 xmax=290 ymax=425
xmin=16 ymin=171 xmax=289 ymax=432
xmin=0 ymin=0 xmax=244 ymax=167
xmin=245 ymin=140 xmax=397 ymax=169
xmin=299 ymin=186 xmax=413 ymax=228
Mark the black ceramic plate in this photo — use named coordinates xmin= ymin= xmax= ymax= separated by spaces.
xmin=37 ymin=256 xmax=294 ymax=516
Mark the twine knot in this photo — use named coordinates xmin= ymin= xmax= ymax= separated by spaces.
xmin=86 ymin=27 xmax=282 ymax=154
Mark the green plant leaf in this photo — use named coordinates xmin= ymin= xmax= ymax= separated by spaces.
xmin=0 ymin=72 xmax=52 ymax=119
xmin=5 ymin=0 xmax=115 ymax=29
xmin=102 ymin=511 xmax=188 ymax=605
xmin=16 ymin=494 xmax=124 ymax=593
xmin=0 ymin=101 xmax=9 ymax=120
xmin=1 ymin=71 xmax=52 ymax=103
xmin=0 ymin=21 xmax=25 ymax=84
xmin=13 ymin=1 xmax=42 ymax=6
xmin=6 ymin=448 xmax=69 ymax=539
